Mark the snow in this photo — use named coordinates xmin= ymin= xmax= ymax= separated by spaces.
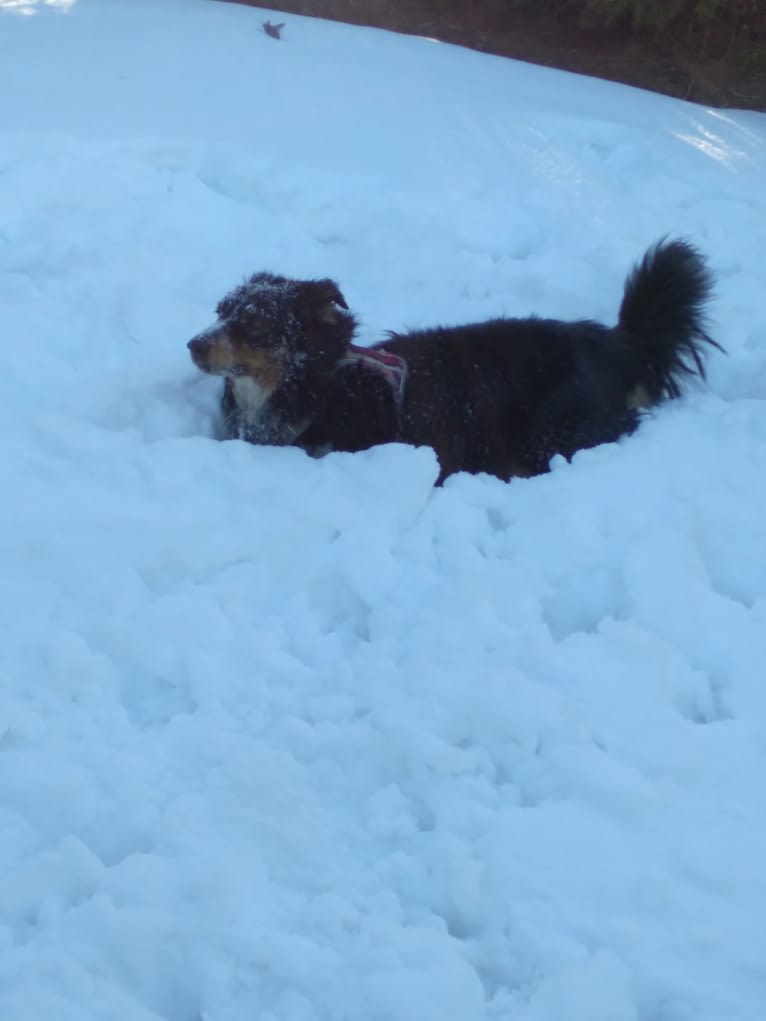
xmin=1 ymin=1 xmax=766 ymax=1019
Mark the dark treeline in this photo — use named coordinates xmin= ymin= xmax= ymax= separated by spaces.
xmin=226 ymin=0 xmax=766 ymax=108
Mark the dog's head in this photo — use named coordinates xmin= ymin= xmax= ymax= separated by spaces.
xmin=187 ymin=271 xmax=355 ymax=400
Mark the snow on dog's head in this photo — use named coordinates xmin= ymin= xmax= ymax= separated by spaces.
xmin=187 ymin=271 xmax=355 ymax=386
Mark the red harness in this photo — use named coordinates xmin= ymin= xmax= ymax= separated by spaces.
xmin=338 ymin=344 xmax=408 ymax=408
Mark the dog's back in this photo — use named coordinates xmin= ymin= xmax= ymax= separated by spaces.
xmin=371 ymin=239 xmax=718 ymax=479
xmin=374 ymin=318 xmax=634 ymax=479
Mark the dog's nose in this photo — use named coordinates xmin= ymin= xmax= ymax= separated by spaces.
xmin=187 ymin=336 xmax=209 ymax=356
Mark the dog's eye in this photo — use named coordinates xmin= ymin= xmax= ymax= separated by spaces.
xmin=230 ymin=323 xmax=269 ymax=349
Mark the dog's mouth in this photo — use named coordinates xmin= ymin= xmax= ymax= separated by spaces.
xmin=190 ymin=354 xmax=244 ymax=378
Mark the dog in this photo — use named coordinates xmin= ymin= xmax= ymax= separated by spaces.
xmin=187 ymin=239 xmax=720 ymax=483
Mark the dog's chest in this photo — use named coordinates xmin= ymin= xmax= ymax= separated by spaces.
xmin=231 ymin=376 xmax=271 ymax=417
xmin=222 ymin=376 xmax=273 ymax=440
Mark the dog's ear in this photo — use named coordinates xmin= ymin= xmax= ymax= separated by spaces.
xmin=301 ymin=278 xmax=349 ymax=325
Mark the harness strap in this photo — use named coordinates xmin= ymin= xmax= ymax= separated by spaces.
xmin=264 ymin=345 xmax=409 ymax=449
xmin=337 ymin=344 xmax=408 ymax=408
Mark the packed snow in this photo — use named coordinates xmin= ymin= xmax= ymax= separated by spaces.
xmin=1 ymin=1 xmax=766 ymax=1019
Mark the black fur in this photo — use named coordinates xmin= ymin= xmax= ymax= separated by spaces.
xmin=187 ymin=239 xmax=720 ymax=484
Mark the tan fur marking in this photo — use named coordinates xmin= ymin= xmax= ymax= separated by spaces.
xmin=627 ymin=384 xmax=652 ymax=410
xmin=236 ymin=348 xmax=286 ymax=391
xmin=192 ymin=326 xmax=286 ymax=393
xmin=201 ymin=328 xmax=238 ymax=374
xmin=506 ymin=462 xmax=537 ymax=480
xmin=317 ymin=304 xmax=339 ymax=326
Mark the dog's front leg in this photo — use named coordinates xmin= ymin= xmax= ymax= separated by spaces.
xmin=242 ymin=378 xmax=325 ymax=447
xmin=243 ymin=413 xmax=312 ymax=447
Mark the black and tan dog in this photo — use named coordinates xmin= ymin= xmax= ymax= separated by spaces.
xmin=187 ymin=239 xmax=720 ymax=483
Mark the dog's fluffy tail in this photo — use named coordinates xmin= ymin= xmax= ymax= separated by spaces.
xmin=618 ymin=238 xmax=720 ymax=406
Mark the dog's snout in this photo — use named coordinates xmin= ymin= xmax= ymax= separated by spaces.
xmin=187 ymin=323 xmax=237 ymax=377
